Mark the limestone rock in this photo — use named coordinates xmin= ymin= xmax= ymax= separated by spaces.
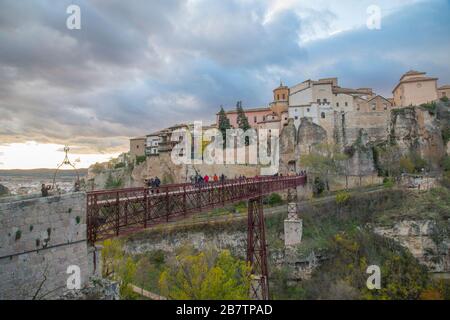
xmin=0 ymin=184 xmax=10 ymax=197
xmin=297 ymin=118 xmax=327 ymax=156
xmin=390 ymin=107 xmax=445 ymax=170
xmin=374 ymin=220 xmax=450 ymax=273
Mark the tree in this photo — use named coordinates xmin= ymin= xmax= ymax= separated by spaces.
xmin=236 ymin=101 xmax=250 ymax=131
xmin=217 ymin=106 xmax=231 ymax=148
xmin=236 ymin=101 xmax=251 ymax=145
xmin=377 ymin=144 xmax=401 ymax=177
xmin=300 ymin=143 xmax=348 ymax=191
xmin=102 ymin=239 xmax=124 ymax=278
xmin=159 ymin=246 xmax=251 ymax=300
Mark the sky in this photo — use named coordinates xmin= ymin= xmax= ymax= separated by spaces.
xmin=0 ymin=0 xmax=449 ymax=169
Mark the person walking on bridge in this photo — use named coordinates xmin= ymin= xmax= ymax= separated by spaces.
xmin=213 ymin=174 xmax=218 ymax=183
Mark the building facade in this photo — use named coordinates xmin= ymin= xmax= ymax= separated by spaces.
xmin=130 ymin=137 xmax=146 ymax=159
xmin=392 ymin=70 xmax=438 ymax=107
xmin=438 ymin=85 xmax=450 ymax=99
xmin=145 ymin=133 xmax=162 ymax=156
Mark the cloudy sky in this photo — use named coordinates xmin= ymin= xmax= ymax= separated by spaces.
xmin=0 ymin=0 xmax=449 ymax=169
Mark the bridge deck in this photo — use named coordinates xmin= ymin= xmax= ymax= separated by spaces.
xmin=86 ymin=175 xmax=307 ymax=243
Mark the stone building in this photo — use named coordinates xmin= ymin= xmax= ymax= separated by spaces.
xmin=145 ymin=132 xmax=162 ymax=156
xmin=438 ymin=85 xmax=450 ymax=99
xmin=129 ymin=136 xmax=146 ymax=159
xmin=392 ymin=70 xmax=438 ymax=107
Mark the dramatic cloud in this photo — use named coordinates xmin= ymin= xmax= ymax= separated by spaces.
xmin=0 ymin=0 xmax=449 ymax=163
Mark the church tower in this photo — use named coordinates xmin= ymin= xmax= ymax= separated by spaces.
xmin=270 ymin=81 xmax=289 ymax=116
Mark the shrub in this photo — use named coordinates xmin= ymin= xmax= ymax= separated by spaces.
xmin=135 ymin=155 xmax=146 ymax=165
xmin=420 ymin=102 xmax=437 ymax=115
xmin=441 ymin=155 xmax=450 ymax=172
xmin=313 ymin=177 xmax=325 ymax=196
xmin=114 ymin=162 xmax=125 ymax=169
xmin=383 ymin=177 xmax=395 ymax=188
xmin=266 ymin=193 xmax=283 ymax=206
xmin=440 ymin=96 xmax=449 ymax=102
xmin=335 ymin=191 xmax=351 ymax=205
xmin=105 ymin=174 xmax=123 ymax=189
xmin=442 ymin=126 xmax=450 ymax=145
xmin=399 ymin=157 xmax=415 ymax=173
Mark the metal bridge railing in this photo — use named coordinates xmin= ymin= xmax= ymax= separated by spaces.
xmin=86 ymin=175 xmax=307 ymax=243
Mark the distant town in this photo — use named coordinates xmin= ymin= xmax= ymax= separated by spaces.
xmin=127 ymin=70 xmax=450 ymax=160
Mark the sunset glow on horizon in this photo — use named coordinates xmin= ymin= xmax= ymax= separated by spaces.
xmin=0 ymin=142 xmax=122 ymax=170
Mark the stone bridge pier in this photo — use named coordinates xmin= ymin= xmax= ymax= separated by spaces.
xmin=0 ymin=192 xmax=98 ymax=300
xmin=284 ymin=188 xmax=302 ymax=247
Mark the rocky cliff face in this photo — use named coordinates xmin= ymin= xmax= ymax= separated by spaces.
xmin=297 ymin=118 xmax=327 ymax=156
xmin=390 ymin=107 xmax=445 ymax=170
xmin=374 ymin=220 xmax=450 ymax=273
xmin=279 ymin=119 xmax=298 ymax=174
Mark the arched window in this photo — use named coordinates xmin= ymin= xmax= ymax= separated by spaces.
xmin=321 ymin=112 xmax=325 ymax=119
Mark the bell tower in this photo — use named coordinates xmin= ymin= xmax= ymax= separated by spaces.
xmin=270 ymin=81 xmax=289 ymax=116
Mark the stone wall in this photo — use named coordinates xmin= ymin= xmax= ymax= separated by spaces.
xmin=0 ymin=193 xmax=91 ymax=300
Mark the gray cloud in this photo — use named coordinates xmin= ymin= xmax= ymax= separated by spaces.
xmin=0 ymin=0 xmax=449 ymax=154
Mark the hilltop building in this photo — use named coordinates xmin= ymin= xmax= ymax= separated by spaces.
xmin=130 ymin=70 xmax=446 ymax=160
xmin=438 ymin=85 xmax=450 ymax=99
xmin=392 ymin=70 xmax=438 ymax=107
xmin=129 ymin=136 xmax=146 ymax=159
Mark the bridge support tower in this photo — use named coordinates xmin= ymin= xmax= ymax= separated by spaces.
xmin=247 ymin=196 xmax=269 ymax=300
xmin=284 ymin=188 xmax=302 ymax=247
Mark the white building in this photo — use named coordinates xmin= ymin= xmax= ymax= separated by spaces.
xmin=145 ymin=132 xmax=162 ymax=155
xmin=288 ymin=77 xmax=374 ymax=130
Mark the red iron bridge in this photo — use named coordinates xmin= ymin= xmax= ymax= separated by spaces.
xmin=86 ymin=174 xmax=307 ymax=299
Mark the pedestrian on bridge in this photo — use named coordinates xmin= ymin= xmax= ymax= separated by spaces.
xmin=213 ymin=174 xmax=218 ymax=183
xmin=154 ymin=176 xmax=161 ymax=188
xmin=204 ymin=175 xmax=209 ymax=183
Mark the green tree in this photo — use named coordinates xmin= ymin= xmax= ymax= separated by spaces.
xmin=102 ymin=239 xmax=124 ymax=278
xmin=377 ymin=144 xmax=401 ymax=177
xmin=159 ymin=246 xmax=251 ymax=300
xmin=236 ymin=101 xmax=251 ymax=145
xmin=218 ymin=106 xmax=231 ymax=148
xmin=104 ymin=173 xmax=123 ymax=189
xmin=300 ymin=143 xmax=349 ymax=191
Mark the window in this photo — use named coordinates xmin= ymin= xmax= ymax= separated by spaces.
xmin=323 ymin=98 xmax=327 ymax=103
xmin=345 ymin=102 xmax=348 ymax=107
xmin=282 ymin=94 xmax=285 ymax=100
xmin=254 ymin=116 xmax=257 ymax=123
xmin=307 ymin=108 xmax=310 ymax=112
xmin=321 ymin=112 xmax=325 ymax=119
xmin=372 ymin=104 xmax=376 ymax=111
xmin=317 ymin=99 xmax=320 ymax=104
xmin=357 ymin=104 xmax=360 ymax=111
xmin=383 ymin=104 xmax=387 ymax=110
xmin=263 ymin=116 xmax=265 ymax=121
xmin=295 ymin=116 xmax=298 ymax=120
xmin=284 ymin=117 xmax=287 ymax=120
xmin=277 ymin=94 xmax=280 ymax=100
xmin=336 ymin=102 xmax=339 ymax=107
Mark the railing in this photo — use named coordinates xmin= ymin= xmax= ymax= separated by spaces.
xmin=86 ymin=175 xmax=307 ymax=243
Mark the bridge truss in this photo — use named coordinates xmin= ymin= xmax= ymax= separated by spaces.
xmin=86 ymin=175 xmax=307 ymax=299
